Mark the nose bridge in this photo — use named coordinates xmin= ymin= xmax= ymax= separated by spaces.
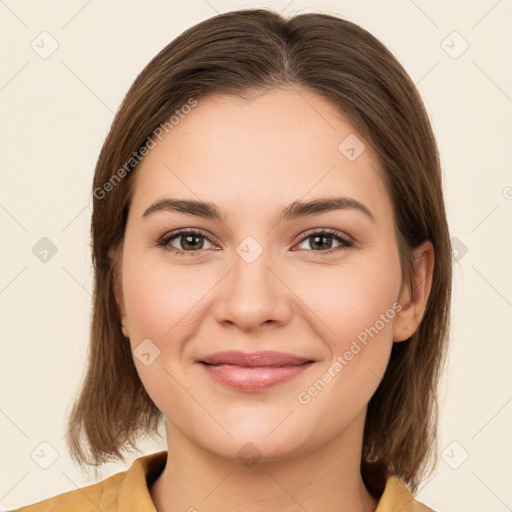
xmin=214 ymin=236 xmax=292 ymax=330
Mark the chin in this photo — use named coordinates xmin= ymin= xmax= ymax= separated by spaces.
xmin=213 ymin=433 xmax=307 ymax=466
xmin=170 ymin=409 xmax=311 ymax=464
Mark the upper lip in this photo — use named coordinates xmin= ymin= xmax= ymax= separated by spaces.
xmin=199 ymin=351 xmax=314 ymax=367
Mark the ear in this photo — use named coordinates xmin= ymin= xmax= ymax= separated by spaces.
xmin=393 ymin=240 xmax=434 ymax=342
xmin=109 ymin=245 xmax=130 ymax=339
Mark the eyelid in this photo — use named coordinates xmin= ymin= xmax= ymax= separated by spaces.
xmin=295 ymin=227 xmax=354 ymax=246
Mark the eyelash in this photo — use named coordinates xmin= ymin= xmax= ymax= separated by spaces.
xmin=156 ymin=228 xmax=354 ymax=257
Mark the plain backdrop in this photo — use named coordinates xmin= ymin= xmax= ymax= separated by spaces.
xmin=1 ymin=1 xmax=511 ymax=511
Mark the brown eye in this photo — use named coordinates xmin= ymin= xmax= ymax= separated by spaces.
xmin=295 ymin=229 xmax=353 ymax=254
xmin=158 ymin=229 xmax=216 ymax=255
xmin=174 ymin=233 xmax=206 ymax=250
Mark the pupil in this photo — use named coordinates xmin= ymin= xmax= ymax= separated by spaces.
xmin=183 ymin=235 xmax=202 ymax=250
xmin=313 ymin=235 xmax=332 ymax=250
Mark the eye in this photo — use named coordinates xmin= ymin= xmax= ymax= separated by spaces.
xmin=157 ymin=229 xmax=217 ymax=256
xmin=294 ymin=229 xmax=354 ymax=255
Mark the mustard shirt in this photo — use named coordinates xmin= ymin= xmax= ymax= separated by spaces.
xmin=11 ymin=450 xmax=435 ymax=511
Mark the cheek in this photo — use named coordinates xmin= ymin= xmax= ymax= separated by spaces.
xmin=293 ymin=252 xmax=401 ymax=404
xmin=293 ymin=262 xmax=401 ymax=425
xmin=120 ymin=253 xmax=207 ymax=415
xmin=295 ymin=254 xmax=402 ymax=350
xmin=122 ymin=253 xmax=206 ymax=342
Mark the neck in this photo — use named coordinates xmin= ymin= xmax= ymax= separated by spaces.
xmin=150 ymin=409 xmax=378 ymax=512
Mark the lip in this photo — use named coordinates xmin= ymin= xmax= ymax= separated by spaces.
xmin=198 ymin=351 xmax=315 ymax=391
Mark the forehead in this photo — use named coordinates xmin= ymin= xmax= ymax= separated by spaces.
xmin=130 ymin=87 xmax=392 ymax=224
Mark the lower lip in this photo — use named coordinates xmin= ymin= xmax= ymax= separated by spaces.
xmin=200 ymin=362 xmax=314 ymax=391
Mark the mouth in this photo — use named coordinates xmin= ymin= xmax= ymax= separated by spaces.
xmin=197 ymin=351 xmax=315 ymax=391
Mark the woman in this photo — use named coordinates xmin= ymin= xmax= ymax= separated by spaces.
xmin=14 ymin=7 xmax=451 ymax=512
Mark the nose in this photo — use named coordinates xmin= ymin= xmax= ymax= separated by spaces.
xmin=213 ymin=245 xmax=293 ymax=332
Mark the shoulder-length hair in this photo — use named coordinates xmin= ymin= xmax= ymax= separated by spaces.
xmin=66 ymin=8 xmax=452 ymax=495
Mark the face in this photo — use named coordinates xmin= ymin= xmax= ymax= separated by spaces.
xmin=115 ymin=87 xmax=417 ymax=462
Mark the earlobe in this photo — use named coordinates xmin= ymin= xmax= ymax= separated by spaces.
xmin=121 ymin=322 xmax=130 ymax=339
xmin=393 ymin=240 xmax=435 ymax=342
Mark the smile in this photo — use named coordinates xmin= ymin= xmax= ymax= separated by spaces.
xmin=198 ymin=351 xmax=315 ymax=391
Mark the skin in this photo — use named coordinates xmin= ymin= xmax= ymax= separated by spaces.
xmin=113 ymin=86 xmax=434 ymax=512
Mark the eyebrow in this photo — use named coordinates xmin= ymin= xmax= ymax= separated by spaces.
xmin=142 ymin=196 xmax=375 ymax=223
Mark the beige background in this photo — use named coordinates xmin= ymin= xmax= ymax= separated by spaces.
xmin=1 ymin=1 xmax=511 ymax=511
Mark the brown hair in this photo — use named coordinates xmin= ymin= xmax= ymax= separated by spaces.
xmin=66 ymin=8 xmax=452 ymax=495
